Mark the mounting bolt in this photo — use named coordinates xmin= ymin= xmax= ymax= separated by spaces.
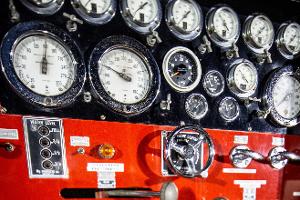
xmin=77 ymin=147 xmax=85 ymax=154
xmin=100 ymin=115 xmax=106 ymax=120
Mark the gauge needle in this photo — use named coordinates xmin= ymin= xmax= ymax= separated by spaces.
xmin=41 ymin=39 xmax=48 ymax=75
xmin=84 ymin=0 xmax=92 ymax=7
xmin=133 ymin=2 xmax=148 ymax=17
xmin=239 ymin=70 xmax=249 ymax=84
xmin=289 ymin=34 xmax=297 ymax=44
xmin=171 ymin=71 xmax=180 ymax=77
xmin=257 ymin=26 xmax=266 ymax=37
xmin=277 ymin=92 xmax=292 ymax=107
xmin=102 ymin=64 xmax=132 ymax=82
xmin=176 ymin=11 xmax=191 ymax=25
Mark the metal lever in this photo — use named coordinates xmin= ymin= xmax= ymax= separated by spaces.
xmin=95 ymin=182 xmax=178 ymax=200
xmin=230 ymin=145 xmax=265 ymax=168
xmin=268 ymin=146 xmax=300 ymax=169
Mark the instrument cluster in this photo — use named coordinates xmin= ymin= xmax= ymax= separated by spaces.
xmin=0 ymin=0 xmax=300 ymax=134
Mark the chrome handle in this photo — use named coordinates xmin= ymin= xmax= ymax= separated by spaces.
xmin=236 ymin=149 xmax=265 ymax=161
xmin=280 ymin=151 xmax=300 ymax=161
xmin=268 ymin=147 xmax=300 ymax=169
xmin=230 ymin=145 xmax=265 ymax=168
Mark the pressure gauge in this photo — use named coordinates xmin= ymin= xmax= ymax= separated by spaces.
xmin=89 ymin=35 xmax=160 ymax=115
xmin=227 ymin=59 xmax=258 ymax=98
xmin=165 ymin=0 xmax=203 ymax=41
xmin=203 ymin=70 xmax=225 ymax=97
xmin=263 ymin=66 xmax=300 ymax=127
xmin=276 ymin=22 xmax=300 ymax=59
xmin=120 ymin=0 xmax=162 ymax=35
xmin=242 ymin=14 xmax=274 ymax=54
xmin=71 ymin=0 xmax=116 ymax=25
xmin=20 ymin=0 xmax=64 ymax=15
xmin=185 ymin=93 xmax=208 ymax=120
xmin=162 ymin=46 xmax=202 ymax=93
xmin=218 ymin=97 xmax=239 ymax=122
xmin=206 ymin=5 xmax=240 ymax=48
xmin=0 ymin=21 xmax=86 ymax=109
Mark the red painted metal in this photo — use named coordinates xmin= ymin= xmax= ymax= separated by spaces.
xmin=0 ymin=114 xmax=299 ymax=200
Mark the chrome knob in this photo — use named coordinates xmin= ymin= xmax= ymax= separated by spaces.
xmin=230 ymin=145 xmax=265 ymax=168
xmin=268 ymin=146 xmax=300 ymax=169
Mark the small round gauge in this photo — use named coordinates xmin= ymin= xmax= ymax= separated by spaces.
xmin=276 ymin=22 xmax=300 ymax=59
xmin=0 ymin=21 xmax=86 ymax=109
xmin=263 ymin=66 xmax=300 ymax=127
xmin=227 ymin=59 xmax=258 ymax=98
xmin=185 ymin=93 xmax=208 ymax=119
xmin=89 ymin=35 xmax=160 ymax=115
xmin=206 ymin=5 xmax=240 ymax=48
xmin=242 ymin=14 xmax=274 ymax=54
xmin=203 ymin=70 xmax=225 ymax=97
xmin=120 ymin=0 xmax=162 ymax=35
xmin=20 ymin=0 xmax=64 ymax=15
xmin=165 ymin=0 xmax=203 ymax=41
xmin=71 ymin=0 xmax=116 ymax=25
xmin=163 ymin=46 xmax=202 ymax=93
xmin=218 ymin=97 xmax=239 ymax=122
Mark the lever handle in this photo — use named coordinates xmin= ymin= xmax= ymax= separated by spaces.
xmin=268 ymin=147 xmax=300 ymax=169
xmin=230 ymin=145 xmax=265 ymax=168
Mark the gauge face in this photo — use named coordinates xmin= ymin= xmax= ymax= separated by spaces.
xmin=283 ymin=24 xmax=300 ymax=54
xmin=98 ymin=48 xmax=150 ymax=104
xmin=272 ymin=75 xmax=300 ymax=119
xmin=203 ymin=70 xmax=225 ymax=97
xmin=13 ymin=34 xmax=75 ymax=97
xmin=30 ymin=0 xmax=53 ymax=6
xmin=233 ymin=62 xmax=257 ymax=93
xmin=78 ymin=0 xmax=111 ymax=14
xmin=218 ymin=97 xmax=239 ymax=122
xmin=185 ymin=93 xmax=208 ymax=119
xmin=21 ymin=0 xmax=64 ymax=15
xmin=126 ymin=0 xmax=158 ymax=24
xmin=163 ymin=47 xmax=201 ymax=93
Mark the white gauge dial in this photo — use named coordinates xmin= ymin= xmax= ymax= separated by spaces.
xmin=98 ymin=48 xmax=151 ymax=104
xmin=127 ymin=0 xmax=158 ymax=24
xmin=13 ymin=35 xmax=75 ymax=97
xmin=272 ymin=75 xmax=300 ymax=119
xmin=78 ymin=0 xmax=111 ymax=14
xmin=233 ymin=63 xmax=257 ymax=92
xmin=30 ymin=0 xmax=53 ymax=6
xmin=283 ymin=23 xmax=300 ymax=55
xmin=172 ymin=0 xmax=200 ymax=32
xmin=250 ymin=15 xmax=274 ymax=47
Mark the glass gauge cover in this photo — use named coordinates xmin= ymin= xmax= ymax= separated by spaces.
xmin=71 ymin=0 xmax=116 ymax=25
xmin=163 ymin=46 xmax=202 ymax=93
xmin=218 ymin=97 xmax=239 ymax=122
xmin=20 ymin=0 xmax=64 ymax=15
xmin=203 ymin=70 xmax=225 ymax=97
xmin=120 ymin=0 xmax=162 ymax=35
xmin=0 ymin=21 xmax=86 ymax=109
xmin=185 ymin=93 xmax=208 ymax=119
xmin=263 ymin=66 xmax=300 ymax=127
xmin=276 ymin=22 xmax=300 ymax=59
xmin=227 ymin=59 xmax=258 ymax=98
xmin=165 ymin=0 xmax=203 ymax=41
xmin=242 ymin=14 xmax=274 ymax=54
xmin=206 ymin=5 xmax=240 ymax=48
xmin=89 ymin=35 xmax=160 ymax=115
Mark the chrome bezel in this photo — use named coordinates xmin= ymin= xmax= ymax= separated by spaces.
xmin=119 ymin=0 xmax=162 ymax=35
xmin=218 ymin=96 xmax=240 ymax=122
xmin=88 ymin=35 xmax=161 ymax=116
xmin=165 ymin=0 xmax=203 ymax=41
xmin=227 ymin=58 xmax=258 ymax=99
xmin=162 ymin=46 xmax=202 ymax=93
xmin=242 ymin=14 xmax=275 ymax=54
xmin=276 ymin=22 xmax=300 ymax=60
xmin=20 ymin=0 xmax=64 ymax=15
xmin=0 ymin=21 xmax=86 ymax=110
xmin=206 ymin=5 xmax=240 ymax=48
xmin=185 ymin=93 xmax=208 ymax=120
xmin=71 ymin=0 xmax=116 ymax=25
xmin=202 ymin=70 xmax=225 ymax=97
xmin=262 ymin=65 xmax=300 ymax=127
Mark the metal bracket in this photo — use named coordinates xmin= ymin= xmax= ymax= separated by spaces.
xmin=256 ymin=108 xmax=271 ymax=119
xmin=146 ymin=30 xmax=162 ymax=47
xmin=198 ymin=35 xmax=213 ymax=54
xmin=9 ymin=0 xmax=20 ymax=23
xmin=160 ymin=94 xmax=172 ymax=111
xmin=225 ymin=43 xmax=239 ymax=59
xmin=63 ymin=13 xmax=83 ymax=32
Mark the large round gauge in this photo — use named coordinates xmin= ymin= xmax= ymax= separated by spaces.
xmin=185 ymin=93 xmax=208 ymax=120
xmin=206 ymin=5 xmax=240 ymax=48
xmin=227 ymin=59 xmax=258 ymax=98
xmin=165 ymin=0 xmax=203 ymax=41
xmin=20 ymin=0 xmax=64 ymax=15
xmin=88 ymin=35 xmax=160 ymax=115
xmin=163 ymin=46 xmax=202 ymax=93
xmin=203 ymin=70 xmax=225 ymax=97
xmin=120 ymin=0 xmax=162 ymax=35
xmin=0 ymin=21 xmax=86 ymax=109
xmin=276 ymin=22 xmax=300 ymax=60
xmin=263 ymin=66 xmax=300 ymax=127
xmin=218 ymin=97 xmax=239 ymax=122
xmin=71 ymin=0 xmax=116 ymax=25
xmin=242 ymin=14 xmax=274 ymax=54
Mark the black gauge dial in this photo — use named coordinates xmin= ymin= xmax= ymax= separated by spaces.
xmin=163 ymin=47 xmax=202 ymax=93
xmin=185 ymin=93 xmax=208 ymax=119
xmin=203 ymin=70 xmax=225 ymax=97
xmin=218 ymin=97 xmax=239 ymax=122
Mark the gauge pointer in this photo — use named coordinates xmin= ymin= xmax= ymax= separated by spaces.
xmin=133 ymin=2 xmax=148 ymax=17
xmin=239 ymin=70 xmax=249 ymax=84
xmin=84 ymin=0 xmax=92 ymax=7
xmin=176 ymin=11 xmax=191 ymax=25
xmin=277 ymin=92 xmax=293 ymax=107
xmin=102 ymin=64 xmax=132 ymax=82
xmin=41 ymin=39 xmax=48 ymax=75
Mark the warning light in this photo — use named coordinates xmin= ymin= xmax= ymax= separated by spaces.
xmin=98 ymin=144 xmax=115 ymax=159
